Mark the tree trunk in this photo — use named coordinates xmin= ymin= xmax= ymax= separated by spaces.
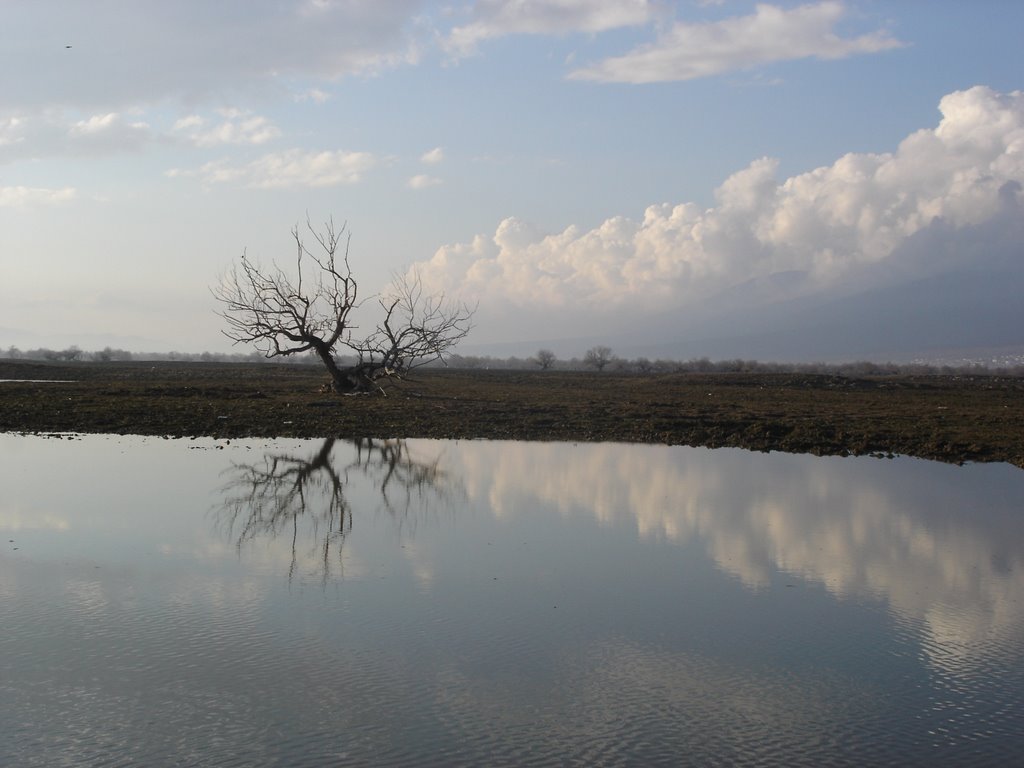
xmin=312 ymin=343 xmax=388 ymax=394
xmin=313 ymin=344 xmax=356 ymax=393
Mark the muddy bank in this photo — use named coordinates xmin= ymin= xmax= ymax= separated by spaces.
xmin=1 ymin=360 xmax=1022 ymax=467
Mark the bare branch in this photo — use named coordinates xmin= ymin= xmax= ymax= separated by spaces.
xmin=212 ymin=220 xmax=473 ymax=393
xmin=215 ymin=438 xmax=463 ymax=582
xmin=351 ymin=268 xmax=477 ymax=384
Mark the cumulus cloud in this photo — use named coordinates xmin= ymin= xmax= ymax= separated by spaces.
xmin=412 ymin=86 xmax=1024 ymax=318
xmin=0 ymin=186 xmax=76 ymax=207
xmin=67 ymin=112 xmax=152 ymax=150
xmin=449 ymin=440 xmax=1024 ymax=673
xmin=570 ymin=1 xmax=905 ymax=83
xmin=444 ymin=0 xmax=657 ymax=57
xmin=69 ymin=113 xmax=120 ymax=135
xmin=0 ymin=110 xmax=152 ymax=163
xmin=408 ymin=174 xmax=442 ymax=189
xmin=167 ymin=148 xmax=377 ymax=188
xmin=296 ymin=88 xmax=331 ymax=104
xmin=420 ymin=146 xmax=444 ymax=164
xmin=2 ymin=107 xmax=274 ymax=163
xmin=0 ymin=116 xmax=25 ymax=147
xmin=172 ymin=110 xmax=281 ymax=147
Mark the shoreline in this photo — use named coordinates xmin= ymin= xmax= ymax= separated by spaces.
xmin=1 ymin=360 xmax=1022 ymax=468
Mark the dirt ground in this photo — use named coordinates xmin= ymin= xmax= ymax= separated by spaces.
xmin=1 ymin=359 xmax=1022 ymax=468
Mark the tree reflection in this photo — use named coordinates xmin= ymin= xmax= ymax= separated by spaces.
xmin=216 ymin=437 xmax=459 ymax=583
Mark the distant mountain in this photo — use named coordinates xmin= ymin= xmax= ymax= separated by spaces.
xmin=640 ymin=268 xmax=1024 ymax=363
xmin=467 ymin=266 xmax=1024 ymax=364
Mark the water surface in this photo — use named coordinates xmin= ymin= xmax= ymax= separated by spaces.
xmin=2 ymin=434 xmax=1022 ymax=766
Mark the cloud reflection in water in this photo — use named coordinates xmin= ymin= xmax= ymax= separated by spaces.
xmin=447 ymin=441 xmax=1024 ymax=675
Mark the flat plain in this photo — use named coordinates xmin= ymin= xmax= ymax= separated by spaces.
xmin=1 ymin=359 xmax=1021 ymax=468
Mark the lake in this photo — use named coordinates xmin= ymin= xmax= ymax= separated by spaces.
xmin=2 ymin=433 xmax=1022 ymax=766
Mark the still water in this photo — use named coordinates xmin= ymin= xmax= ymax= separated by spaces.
xmin=1 ymin=433 xmax=1022 ymax=766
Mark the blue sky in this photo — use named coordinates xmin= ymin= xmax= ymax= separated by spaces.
xmin=2 ymin=1 xmax=1023 ymax=358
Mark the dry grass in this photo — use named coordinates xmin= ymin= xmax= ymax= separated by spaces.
xmin=1 ymin=360 xmax=1022 ymax=467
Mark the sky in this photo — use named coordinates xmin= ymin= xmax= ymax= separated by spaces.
xmin=2 ymin=0 xmax=1024 ymax=361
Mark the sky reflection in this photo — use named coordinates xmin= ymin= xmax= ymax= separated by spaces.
xmin=447 ymin=441 xmax=1024 ymax=673
xmin=2 ymin=433 xmax=1023 ymax=765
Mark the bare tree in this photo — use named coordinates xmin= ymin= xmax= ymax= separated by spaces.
xmin=347 ymin=270 xmax=476 ymax=392
xmin=216 ymin=437 xmax=462 ymax=583
xmin=583 ymin=345 xmax=613 ymax=371
xmin=217 ymin=438 xmax=350 ymax=583
xmin=533 ymin=349 xmax=557 ymax=370
xmin=213 ymin=218 xmax=475 ymax=393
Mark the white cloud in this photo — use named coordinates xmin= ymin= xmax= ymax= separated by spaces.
xmin=413 ymin=86 xmax=1024 ymax=313
xmin=3 ymin=107 xmax=275 ymax=164
xmin=70 ymin=112 xmax=151 ymax=142
xmin=451 ymin=441 xmax=1024 ymax=674
xmin=171 ymin=115 xmax=204 ymax=132
xmin=0 ymin=116 xmax=25 ymax=146
xmin=420 ymin=146 xmax=444 ymax=164
xmin=300 ymin=0 xmax=335 ymax=16
xmin=0 ymin=0 xmax=425 ymax=111
xmin=69 ymin=113 xmax=119 ymax=135
xmin=0 ymin=186 xmax=77 ymax=207
xmin=408 ymin=174 xmax=442 ymax=189
xmin=296 ymin=88 xmax=331 ymax=104
xmin=66 ymin=112 xmax=152 ymax=153
xmin=168 ymin=148 xmax=378 ymax=188
xmin=570 ymin=1 xmax=905 ymax=83
xmin=0 ymin=110 xmax=152 ymax=163
xmin=445 ymin=0 xmax=657 ymax=57
xmin=172 ymin=110 xmax=281 ymax=147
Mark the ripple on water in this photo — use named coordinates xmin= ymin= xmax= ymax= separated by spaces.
xmin=3 ymin=435 xmax=1024 ymax=767
xmin=4 ymin=575 xmax=1024 ymax=767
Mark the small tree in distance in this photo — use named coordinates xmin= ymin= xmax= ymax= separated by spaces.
xmin=584 ymin=345 xmax=613 ymax=371
xmin=212 ymin=218 xmax=475 ymax=394
xmin=533 ymin=349 xmax=557 ymax=370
